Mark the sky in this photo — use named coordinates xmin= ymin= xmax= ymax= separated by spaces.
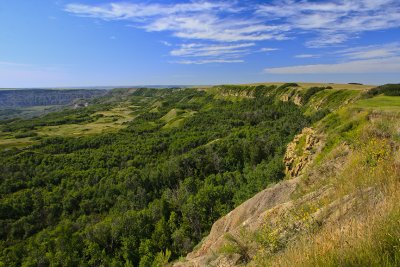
xmin=0 ymin=0 xmax=399 ymax=88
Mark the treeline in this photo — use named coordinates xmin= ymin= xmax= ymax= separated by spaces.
xmin=366 ymin=84 xmax=400 ymax=97
xmin=0 ymin=88 xmax=312 ymax=266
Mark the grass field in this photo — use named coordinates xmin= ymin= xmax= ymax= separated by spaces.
xmin=161 ymin=108 xmax=196 ymax=129
xmin=0 ymin=136 xmax=35 ymax=149
xmin=355 ymin=95 xmax=400 ymax=111
xmin=38 ymin=106 xmax=137 ymax=137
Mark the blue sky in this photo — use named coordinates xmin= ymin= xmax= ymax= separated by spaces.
xmin=0 ymin=0 xmax=399 ymax=87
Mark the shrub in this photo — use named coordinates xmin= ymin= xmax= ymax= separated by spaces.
xmin=278 ymin=83 xmax=299 ymax=90
xmin=14 ymin=131 xmax=38 ymax=138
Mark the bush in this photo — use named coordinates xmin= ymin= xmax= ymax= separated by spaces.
xmin=14 ymin=131 xmax=38 ymax=138
xmin=278 ymin=83 xmax=299 ymax=90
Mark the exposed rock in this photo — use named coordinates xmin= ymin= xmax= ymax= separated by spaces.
xmin=280 ymin=91 xmax=302 ymax=106
xmin=293 ymin=95 xmax=303 ymax=106
xmin=209 ymin=253 xmax=242 ymax=267
xmin=284 ymin=127 xmax=322 ymax=178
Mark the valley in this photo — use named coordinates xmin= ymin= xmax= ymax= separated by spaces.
xmin=0 ymin=83 xmax=399 ymax=267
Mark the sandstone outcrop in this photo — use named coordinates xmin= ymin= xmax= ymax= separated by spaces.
xmin=284 ymin=127 xmax=321 ymax=178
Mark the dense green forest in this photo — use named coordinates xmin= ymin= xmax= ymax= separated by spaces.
xmin=0 ymin=87 xmax=313 ymax=266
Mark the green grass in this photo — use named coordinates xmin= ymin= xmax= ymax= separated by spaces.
xmin=304 ymin=89 xmax=361 ymax=115
xmin=36 ymin=106 xmax=137 ymax=137
xmin=161 ymin=110 xmax=196 ymax=129
xmin=161 ymin=108 xmax=180 ymax=122
xmin=0 ymin=137 xmax=36 ymax=149
xmin=355 ymin=95 xmax=400 ymax=111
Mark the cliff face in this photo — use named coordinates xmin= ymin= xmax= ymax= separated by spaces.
xmin=0 ymin=89 xmax=106 ymax=108
xmin=284 ymin=127 xmax=322 ymax=178
xmin=174 ymin=88 xmax=400 ymax=267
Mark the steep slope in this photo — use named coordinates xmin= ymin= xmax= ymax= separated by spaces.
xmin=175 ymin=85 xmax=400 ymax=266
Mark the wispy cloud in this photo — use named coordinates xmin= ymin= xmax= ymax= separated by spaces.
xmin=266 ymin=42 xmax=400 ymax=73
xmin=265 ymin=56 xmax=400 ymax=74
xmin=65 ymin=2 xmax=287 ymax=42
xmin=260 ymin=47 xmax=279 ymax=52
xmin=257 ymin=0 xmax=400 ymax=47
xmin=160 ymin=41 xmax=172 ymax=46
xmin=65 ymin=1 xmax=289 ymax=63
xmin=174 ymin=59 xmax=244 ymax=65
xmin=65 ymin=1 xmax=400 ymax=63
xmin=168 ymin=43 xmax=256 ymax=64
xmin=170 ymin=43 xmax=254 ymax=57
xmin=336 ymin=42 xmax=400 ymax=59
xmin=295 ymin=54 xmax=319 ymax=58
xmin=65 ymin=2 xmax=234 ymax=20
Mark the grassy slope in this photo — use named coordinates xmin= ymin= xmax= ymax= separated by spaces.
xmin=246 ymin=95 xmax=400 ymax=266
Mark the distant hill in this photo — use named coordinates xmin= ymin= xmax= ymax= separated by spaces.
xmin=0 ymin=89 xmax=107 ymax=108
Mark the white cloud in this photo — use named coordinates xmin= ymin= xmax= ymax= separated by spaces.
xmin=295 ymin=54 xmax=319 ymax=58
xmin=160 ymin=41 xmax=172 ymax=46
xmin=65 ymin=1 xmax=400 ymax=63
xmin=260 ymin=48 xmax=279 ymax=52
xmin=143 ymin=14 xmax=289 ymax=42
xmin=65 ymin=2 xmax=232 ymax=20
xmin=257 ymin=0 xmax=400 ymax=47
xmin=66 ymin=2 xmax=287 ymax=43
xmin=174 ymin=59 xmax=244 ymax=65
xmin=170 ymin=43 xmax=255 ymax=57
xmin=264 ymin=56 xmax=400 ymax=74
xmin=65 ymin=1 xmax=290 ymax=64
xmin=337 ymin=43 xmax=400 ymax=59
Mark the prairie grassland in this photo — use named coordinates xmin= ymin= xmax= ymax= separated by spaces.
xmin=0 ymin=136 xmax=35 ymax=149
xmin=37 ymin=106 xmax=137 ymax=137
xmin=355 ymin=95 xmax=400 ymax=111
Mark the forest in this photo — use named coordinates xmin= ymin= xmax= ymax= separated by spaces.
xmin=0 ymin=86 xmax=316 ymax=266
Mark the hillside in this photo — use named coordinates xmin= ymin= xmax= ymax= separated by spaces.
xmin=0 ymin=89 xmax=106 ymax=108
xmin=0 ymin=83 xmax=399 ymax=266
xmin=0 ymin=89 xmax=107 ymax=121
xmin=175 ymin=84 xmax=400 ymax=267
